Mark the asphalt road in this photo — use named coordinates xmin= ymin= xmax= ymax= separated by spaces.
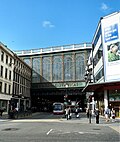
xmin=0 ymin=112 xmax=120 ymax=142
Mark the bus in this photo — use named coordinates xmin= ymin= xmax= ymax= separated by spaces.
xmin=53 ymin=102 xmax=65 ymax=114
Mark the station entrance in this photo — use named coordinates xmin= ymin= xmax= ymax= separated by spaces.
xmin=31 ymin=87 xmax=86 ymax=112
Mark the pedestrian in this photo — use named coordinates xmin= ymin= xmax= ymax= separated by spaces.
xmin=86 ymin=108 xmax=89 ymax=118
xmin=104 ymin=107 xmax=110 ymax=122
xmin=95 ymin=108 xmax=100 ymax=124
xmin=65 ymin=106 xmax=71 ymax=120
xmin=111 ymin=108 xmax=115 ymax=122
xmin=14 ymin=107 xmax=19 ymax=118
xmin=75 ymin=107 xmax=79 ymax=118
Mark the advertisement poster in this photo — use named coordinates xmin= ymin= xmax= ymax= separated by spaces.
xmin=101 ymin=12 xmax=120 ymax=82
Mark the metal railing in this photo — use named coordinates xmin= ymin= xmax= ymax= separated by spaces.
xmin=14 ymin=43 xmax=92 ymax=56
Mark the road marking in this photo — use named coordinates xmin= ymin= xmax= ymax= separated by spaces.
xmin=78 ymin=131 xmax=100 ymax=135
xmin=78 ymin=132 xmax=84 ymax=134
xmin=46 ymin=129 xmax=100 ymax=135
xmin=47 ymin=129 xmax=53 ymax=135
xmin=10 ymin=119 xmax=61 ymax=123
xmin=109 ymin=126 xmax=120 ymax=134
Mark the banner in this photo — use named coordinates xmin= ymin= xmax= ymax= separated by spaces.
xmin=101 ymin=12 xmax=120 ymax=82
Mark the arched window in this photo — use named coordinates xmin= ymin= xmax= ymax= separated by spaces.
xmin=53 ymin=56 xmax=62 ymax=81
xmin=32 ymin=58 xmax=40 ymax=83
xmin=32 ymin=58 xmax=40 ymax=74
xmin=76 ymin=54 xmax=85 ymax=80
xmin=64 ymin=55 xmax=74 ymax=81
xmin=23 ymin=58 xmax=31 ymax=67
xmin=42 ymin=57 xmax=51 ymax=82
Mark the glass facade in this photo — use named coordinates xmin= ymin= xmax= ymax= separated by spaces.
xmin=32 ymin=57 xmax=40 ymax=83
xmin=76 ymin=53 xmax=85 ymax=80
xmin=42 ymin=56 xmax=51 ymax=82
xmin=18 ymin=43 xmax=92 ymax=111
xmin=53 ymin=56 xmax=62 ymax=82
xmin=64 ymin=54 xmax=74 ymax=81
xmin=23 ymin=51 xmax=90 ymax=83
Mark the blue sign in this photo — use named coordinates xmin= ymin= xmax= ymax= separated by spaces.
xmin=104 ymin=24 xmax=118 ymax=43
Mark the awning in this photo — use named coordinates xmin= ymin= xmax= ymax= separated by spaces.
xmin=82 ymin=81 xmax=120 ymax=92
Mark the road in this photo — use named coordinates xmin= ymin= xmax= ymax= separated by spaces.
xmin=0 ymin=112 xmax=120 ymax=142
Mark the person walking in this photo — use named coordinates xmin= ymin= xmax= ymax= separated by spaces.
xmin=95 ymin=108 xmax=100 ymax=124
xmin=65 ymin=106 xmax=71 ymax=120
xmin=75 ymin=106 xmax=79 ymax=118
xmin=104 ymin=107 xmax=110 ymax=122
xmin=86 ymin=107 xmax=89 ymax=118
xmin=111 ymin=108 xmax=115 ymax=122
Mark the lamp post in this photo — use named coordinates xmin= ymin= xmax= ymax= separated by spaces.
xmin=65 ymin=84 xmax=68 ymax=96
xmin=64 ymin=84 xmax=69 ymax=106
xmin=88 ymin=95 xmax=93 ymax=124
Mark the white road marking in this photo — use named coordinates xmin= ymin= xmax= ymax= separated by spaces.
xmin=78 ymin=131 xmax=100 ymax=135
xmin=10 ymin=119 xmax=61 ymax=122
xmin=47 ymin=129 xmax=100 ymax=135
xmin=78 ymin=132 xmax=84 ymax=134
xmin=47 ymin=129 xmax=53 ymax=135
xmin=57 ymin=131 xmax=71 ymax=134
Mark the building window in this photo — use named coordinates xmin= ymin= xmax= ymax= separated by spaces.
xmin=64 ymin=55 xmax=74 ymax=81
xmin=24 ymin=58 xmax=31 ymax=66
xmin=5 ymin=68 xmax=8 ymax=79
xmin=93 ymin=26 xmax=101 ymax=47
xmin=9 ymin=58 xmax=12 ymax=66
xmin=9 ymin=70 xmax=11 ymax=80
xmin=1 ymin=51 xmax=4 ymax=62
xmin=94 ymin=68 xmax=104 ymax=82
xmin=0 ymin=82 xmax=2 ymax=92
xmin=94 ymin=44 xmax=103 ymax=66
xmin=32 ymin=58 xmax=40 ymax=83
xmin=53 ymin=56 xmax=62 ymax=81
xmin=42 ymin=57 xmax=51 ymax=82
xmin=6 ymin=55 xmax=8 ymax=64
xmin=4 ymin=83 xmax=7 ymax=94
xmin=76 ymin=54 xmax=85 ymax=80
xmin=0 ymin=66 xmax=3 ymax=77
xmin=8 ymin=85 xmax=11 ymax=94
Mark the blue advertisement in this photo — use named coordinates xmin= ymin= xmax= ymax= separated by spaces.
xmin=104 ymin=24 xmax=118 ymax=43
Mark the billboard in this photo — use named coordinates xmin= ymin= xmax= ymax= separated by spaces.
xmin=101 ymin=12 xmax=120 ymax=82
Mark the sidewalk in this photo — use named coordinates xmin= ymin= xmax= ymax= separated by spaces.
xmin=61 ymin=113 xmax=120 ymax=133
xmin=0 ymin=111 xmax=32 ymax=119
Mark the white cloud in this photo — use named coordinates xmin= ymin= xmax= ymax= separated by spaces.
xmin=101 ymin=3 xmax=109 ymax=11
xmin=42 ymin=20 xmax=55 ymax=28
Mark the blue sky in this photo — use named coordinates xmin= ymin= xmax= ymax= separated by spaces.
xmin=0 ymin=0 xmax=120 ymax=51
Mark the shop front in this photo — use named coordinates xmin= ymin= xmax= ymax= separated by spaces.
xmin=84 ymin=81 xmax=120 ymax=117
xmin=109 ymin=89 xmax=120 ymax=117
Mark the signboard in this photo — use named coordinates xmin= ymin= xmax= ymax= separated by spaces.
xmin=109 ymin=93 xmax=120 ymax=101
xmin=104 ymin=23 xmax=118 ymax=43
xmin=32 ymin=81 xmax=86 ymax=89
xmin=101 ymin=12 xmax=120 ymax=82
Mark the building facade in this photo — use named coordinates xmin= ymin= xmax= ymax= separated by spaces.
xmin=0 ymin=42 xmax=32 ymax=113
xmin=0 ymin=42 xmax=14 ymax=112
xmin=84 ymin=12 xmax=120 ymax=117
xmin=15 ymin=43 xmax=92 ymax=111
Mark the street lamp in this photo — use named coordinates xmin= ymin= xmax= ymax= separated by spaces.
xmin=64 ymin=84 xmax=69 ymax=106
xmin=65 ymin=84 xmax=68 ymax=96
